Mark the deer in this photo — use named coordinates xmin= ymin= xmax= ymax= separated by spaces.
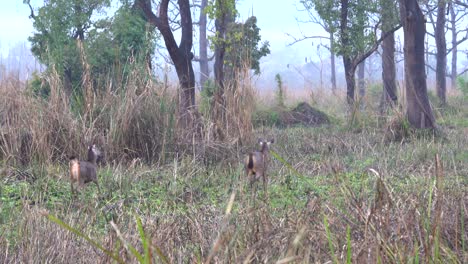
xmin=244 ymin=139 xmax=274 ymax=196
xmin=69 ymin=144 xmax=102 ymax=196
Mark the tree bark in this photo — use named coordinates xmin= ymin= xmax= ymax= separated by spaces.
xmin=450 ymin=5 xmax=457 ymax=90
xmin=358 ymin=60 xmax=365 ymax=100
xmin=330 ymin=31 xmax=337 ymax=92
xmin=399 ymin=0 xmax=436 ymax=129
xmin=435 ymin=0 xmax=447 ymax=105
xmin=213 ymin=0 xmax=233 ymax=91
xmin=199 ymin=0 xmax=209 ymax=89
xmin=343 ymin=57 xmax=356 ymax=105
xmin=137 ymin=0 xmax=196 ymax=126
xmin=340 ymin=0 xmax=356 ymax=105
xmin=380 ymin=0 xmax=397 ymax=113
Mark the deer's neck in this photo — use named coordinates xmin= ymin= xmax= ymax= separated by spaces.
xmin=87 ymin=150 xmax=97 ymax=164
xmin=260 ymin=144 xmax=269 ymax=154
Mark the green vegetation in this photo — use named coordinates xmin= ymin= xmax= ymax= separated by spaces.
xmin=0 ymin=88 xmax=466 ymax=262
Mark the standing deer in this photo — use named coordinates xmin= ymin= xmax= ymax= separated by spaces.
xmin=245 ymin=139 xmax=274 ymax=195
xmin=69 ymin=144 xmax=101 ymax=196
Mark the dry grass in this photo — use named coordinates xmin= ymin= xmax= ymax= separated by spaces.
xmin=0 ymin=71 xmax=467 ymax=263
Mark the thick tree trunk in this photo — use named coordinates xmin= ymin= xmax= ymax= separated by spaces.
xmin=330 ymin=32 xmax=337 ymax=92
xmin=343 ymin=57 xmax=356 ymax=105
xmin=435 ymin=0 xmax=447 ymax=105
xmin=380 ymin=0 xmax=397 ymax=113
xmin=399 ymin=0 xmax=436 ymax=129
xmin=199 ymin=0 xmax=209 ymax=89
xmin=137 ymin=0 xmax=196 ymax=127
xmin=380 ymin=30 xmax=397 ymax=112
xmin=450 ymin=5 xmax=457 ymax=90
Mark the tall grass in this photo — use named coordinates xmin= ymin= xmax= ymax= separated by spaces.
xmin=0 ymin=65 xmax=467 ymax=263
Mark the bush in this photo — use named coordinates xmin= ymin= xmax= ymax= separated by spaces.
xmin=456 ymin=75 xmax=468 ymax=100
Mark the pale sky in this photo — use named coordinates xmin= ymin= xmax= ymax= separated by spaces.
xmin=0 ymin=0 xmax=326 ymax=87
xmin=0 ymin=0 xmax=320 ymax=58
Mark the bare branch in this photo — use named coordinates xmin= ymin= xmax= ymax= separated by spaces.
xmin=286 ymin=34 xmax=330 ymax=46
xmin=453 ymin=0 xmax=468 ymax=8
xmin=354 ymin=24 xmax=402 ymax=67
xmin=25 ymin=0 xmax=36 ymax=20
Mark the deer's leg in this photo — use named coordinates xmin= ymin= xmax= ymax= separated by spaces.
xmin=70 ymin=181 xmax=75 ymax=198
xmin=95 ymin=180 xmax=101 ymax=194
xmin=263 ymin=173 xmax=268 ymax=196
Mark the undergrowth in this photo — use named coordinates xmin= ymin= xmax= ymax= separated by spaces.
xmin=0 ymin=71 xmax=467 ymax=262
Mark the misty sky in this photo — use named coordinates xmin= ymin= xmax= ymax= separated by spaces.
xmin=0 ymin=1 xmax=319 ymax=58
xmin=0 ymin=0 xmax=326 ymax=88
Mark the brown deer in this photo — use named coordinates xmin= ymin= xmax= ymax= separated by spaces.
xmin=245 ymin=139 xmax=274 ymax=195
xmin=69 ymin=144 xmax=102 ymax=196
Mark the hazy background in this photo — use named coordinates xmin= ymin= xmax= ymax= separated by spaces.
xmin=0 ymin=0 xmax=466 ymax=90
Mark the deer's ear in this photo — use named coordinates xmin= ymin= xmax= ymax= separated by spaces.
xmin=269 ymin=139 xmax=274 ymax=144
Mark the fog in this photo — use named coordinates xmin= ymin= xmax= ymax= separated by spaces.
xmin=1 ymin=0 xmax=467 ymax=90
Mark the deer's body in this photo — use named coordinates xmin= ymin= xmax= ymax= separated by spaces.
xmin=69 ymin=145 xmax=101 ymax=195
xmin=245 ymin=139 xmax=274 ymax=194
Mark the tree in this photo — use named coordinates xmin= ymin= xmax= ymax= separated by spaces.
xmin=307 ymin=0 xmax=401 ymax=105
xmin=137 ymin=0 xmax=196 ymax=126
xmin=87 ymin=2 xmax=157 ymax=84
xmin=197 ymin=0 xmax=210 ymax=89
xmin=224 ymin=16 xmax=270 ymax=79
xmin=26 ymin=0 xmax=155 ymax=105
xmin=434 ymin=0 xmax=447 ymax=106
xmin=399 ymin=0 xmax=436 ymax=129
xmin=296 ymin=0 xmax=338 ymax=91
xmin=204 ymin=0 xmax=236 ymax=140
xmin=426 ymin=0 xmax=448 ymax=106
xmin=425 ymin=1 xmax=468 ymax=96
xmin=25 ymin=0 xmax=111 ymax=100
xmin=448 ymin=2 xmax=468 ymax=89
xmin=357 ymin=60 xmax=365 ymax=101
xmin=379 ymin=0 xmax=398 ymax=113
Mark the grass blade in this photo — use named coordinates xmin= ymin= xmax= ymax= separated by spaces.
xmin=323 ymin=214 xmax=339 ymax=264
xmin=41 ymin=210 xmax=125 ymax=264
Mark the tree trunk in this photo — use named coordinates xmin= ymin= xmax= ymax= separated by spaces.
xmin=358 ymin=60 xmax=365 ymax=101
xmin=211 ymin=0 xmax=234 ymax=140
xmin=199 ymin=0 xmax=209 ymax=89
xmin=137 ymin=0 xmax=196 ymax=127
xmin=380 ymin=0 xmax=397 ymax=113
xmin=399 ymin=0 xmax=436 ymax=129
xmin=435 ymin=0 xmax=447 ymax=106
xmin=340 ymin=0 xmax=356 ymax=105
xmin=343 ymin=57 xmax=356 ymax=105
xmin=450 ymin=5 xmax=457 ymax=90
xmin=330 ymin=31 xmax=337 ymax=92
xmin=380 ymin=30 xmax=397 ymax=112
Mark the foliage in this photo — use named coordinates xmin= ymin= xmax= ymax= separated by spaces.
xmin=26 ymin=0 xmax=111 ymax=91
xmin=456 ymin=75 xmax=468 ymax=100
xmin=275 ymin=73 xmax=285 ymax=108
xmin=225 ymin=16 xmax=270 ymax=75
xmin=302 ymin=0 xmax=380 ymax=58
xmin=27 ymin=71 xmax=50 ymax=99
xmin=206 ymin=0 xmax=269 ymax=76
xmin=199 ymin=79 xmax=218 ymax=115
xmin=26 ymin=0 xmax=157 ymax=102
xmin=205 ymin=0 xmax=237 ymax=21
xmin=87 ymin=3 xmax=157 ymax=79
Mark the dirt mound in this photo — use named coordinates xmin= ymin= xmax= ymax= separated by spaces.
xmin=280 ymin=102 xmax=330 ymax=127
